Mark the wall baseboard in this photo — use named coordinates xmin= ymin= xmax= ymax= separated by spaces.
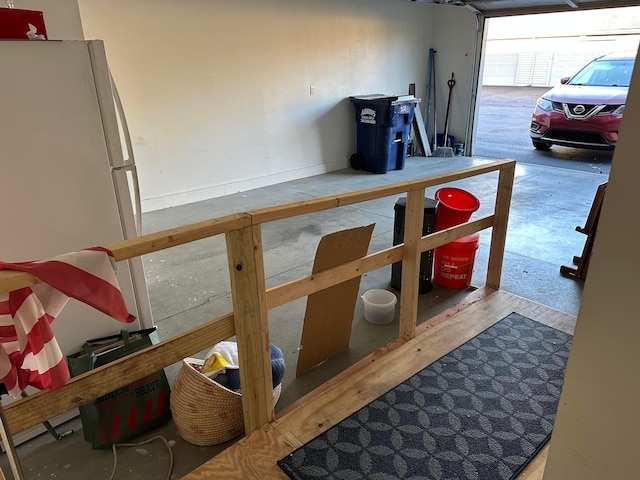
xmin=142 ymin=160 xmax=347 ymax=213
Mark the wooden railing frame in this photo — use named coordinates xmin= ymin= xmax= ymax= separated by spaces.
xmin=0 ymin=160 xmax=515 ymax=443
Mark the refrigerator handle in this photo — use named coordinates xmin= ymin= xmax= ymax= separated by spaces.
xmin=129 ymin=164 xmax=143 ymax=235
xmin=113 ymin=164 xmax=143 ymax=235
xmin=110 ymin=72 xmax=142 ymax=234
xmin=110 ymin=73 xmax=136 ymax=167
xmin=123 ymin=163 xmax=142 ymax=235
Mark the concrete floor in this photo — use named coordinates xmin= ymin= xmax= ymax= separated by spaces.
xmin=1 ymin=155 xmax=604 ymax=479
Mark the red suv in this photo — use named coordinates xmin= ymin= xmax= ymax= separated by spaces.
xmin=530 ymin=52 xmax=635 ymax=151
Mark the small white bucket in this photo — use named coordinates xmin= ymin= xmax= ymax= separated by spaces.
xmin=361 ymin=289 xmax=397 ymax=325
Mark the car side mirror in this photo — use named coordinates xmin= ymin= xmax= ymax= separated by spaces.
xmin=560 ymin=77 xmax=570 ymax=85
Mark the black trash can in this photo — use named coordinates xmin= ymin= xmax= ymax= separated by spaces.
xmin=349 ymin=95 xmax=420 ymax=174
xmin=390 ymin=196 xmax=437 ymax=294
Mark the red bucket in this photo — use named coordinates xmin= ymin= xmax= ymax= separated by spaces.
xmin=433 ymin=234 xmax=479 ymax=289
xmin=434 ymin=187 xmax=480 ymax=231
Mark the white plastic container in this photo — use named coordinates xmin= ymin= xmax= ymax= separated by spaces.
xmin=361 ymin=289 xmax=397 ymax=324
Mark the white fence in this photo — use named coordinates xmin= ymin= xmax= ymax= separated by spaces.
xmin=482 ymin=35 xmax=639 ymax=87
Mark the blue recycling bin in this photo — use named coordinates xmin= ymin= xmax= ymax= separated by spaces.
xmin=349 ymin=95 xmax=420 ymax=174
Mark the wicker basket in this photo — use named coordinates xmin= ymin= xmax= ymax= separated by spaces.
xmin=170 ymin=358 xmax=282 ymax=446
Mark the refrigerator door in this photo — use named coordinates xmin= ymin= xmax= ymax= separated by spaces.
xmin=0 ymin=40 xmax=152 ymax=355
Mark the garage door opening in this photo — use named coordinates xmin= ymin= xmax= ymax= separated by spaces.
xmin=473 ymin=6 xmax=639 ymax=172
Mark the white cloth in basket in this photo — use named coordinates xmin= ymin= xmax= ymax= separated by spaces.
xmin=204 ymin=341 xmax=285 ymax=391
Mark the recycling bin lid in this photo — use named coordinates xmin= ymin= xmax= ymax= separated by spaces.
xmin=349 ymin=94 xmax=420 ymax=105
xmin=349 ymin=94 xmax=397 ymax=102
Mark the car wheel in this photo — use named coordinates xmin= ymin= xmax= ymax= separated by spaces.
xmin=532 ymin=140 xmax=551 ymax=151
xmin=350 ymin=153 xmax=364 ymax=170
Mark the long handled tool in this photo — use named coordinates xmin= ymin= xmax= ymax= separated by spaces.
xmin=443 ymin=72 xmax=456 ymax=146
xmin=425 ymin=48 xmax=435 ymax=136
xmin=430 ymin=50 xmax=439 ymax=156
xmin=433 ymin=72 xmax=456 ymax=157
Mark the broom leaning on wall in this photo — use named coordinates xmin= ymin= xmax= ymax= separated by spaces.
xmin=433 ymin=72 xmax=456 ymax=157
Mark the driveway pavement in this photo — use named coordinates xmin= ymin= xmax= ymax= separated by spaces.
xmin=473 ymin=86 xmax=613 ymax=176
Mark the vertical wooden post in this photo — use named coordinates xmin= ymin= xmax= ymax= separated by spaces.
xmin=486 ymin=163 xmax=515 ymax=290
xmin=225 ymin=225 xmax=274 ymax=434
xmin=0 ymin=404 xmax=25 ymax=480
xmin=399 ymin=188 xmax=425 ymax=341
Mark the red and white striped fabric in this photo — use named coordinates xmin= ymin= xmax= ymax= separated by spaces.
xmin=0 ymin=247 xmax=135 ymax=398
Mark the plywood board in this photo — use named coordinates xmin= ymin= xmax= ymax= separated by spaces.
xmin=295 ymin=224 xmax=374 ymax=376
xmin=182 ymin=424 xmax=293 ymax=480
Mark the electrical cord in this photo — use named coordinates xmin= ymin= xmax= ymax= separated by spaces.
xmin=109 ymin=435 xmax=174 ymax=480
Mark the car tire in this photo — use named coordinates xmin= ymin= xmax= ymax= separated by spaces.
xmin=532 ymin=140 xmax=552 ymax=151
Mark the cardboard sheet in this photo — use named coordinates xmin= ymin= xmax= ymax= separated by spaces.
xmin=296 ymin=224 xmax=375 ymax=376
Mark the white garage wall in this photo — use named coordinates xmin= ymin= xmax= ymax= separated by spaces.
xmin=430 ymin=6 xmax=483 ymax=152
xmin=76 ymin=0 xmax=438 ymax=212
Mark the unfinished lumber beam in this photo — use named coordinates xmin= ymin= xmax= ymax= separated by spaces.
xmin=486 ymin=163 xmax=515 ymax=289
xmin=399 ymin=188 xmax=425 ymax=340
xmin=226 ymin=225 xmax=274 ymax=434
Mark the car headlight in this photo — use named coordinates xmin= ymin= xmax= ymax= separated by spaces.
xmin=536 ymin=97 xmax=553 ymax=111
xmin=612 ymin=105 xmax=625 ymax=118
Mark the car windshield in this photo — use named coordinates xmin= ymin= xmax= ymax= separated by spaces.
xmin=569 ymin=58 xmax=635 ymax=87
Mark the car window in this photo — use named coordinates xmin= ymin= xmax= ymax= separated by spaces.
xmin=569 ymin=59 xmax=635 ymax=87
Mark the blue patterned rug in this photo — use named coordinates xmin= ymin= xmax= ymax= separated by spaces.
xmin=278 ymin=312 xmax=572 ymax=480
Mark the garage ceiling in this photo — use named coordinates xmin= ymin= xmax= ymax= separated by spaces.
xmin=413 ymin=0 xmax=640 ymax=17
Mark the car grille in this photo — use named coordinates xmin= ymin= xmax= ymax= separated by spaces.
xmin=545 ymin=128 xmax=609 ymax=145
xmin=599 ymin=105 xmax=620 ymax=113
xmin=552 ymin=102 xmax=620 ymax=117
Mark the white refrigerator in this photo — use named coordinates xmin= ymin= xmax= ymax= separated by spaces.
xmin=0 ymin=40 xmax=153 ymax=441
